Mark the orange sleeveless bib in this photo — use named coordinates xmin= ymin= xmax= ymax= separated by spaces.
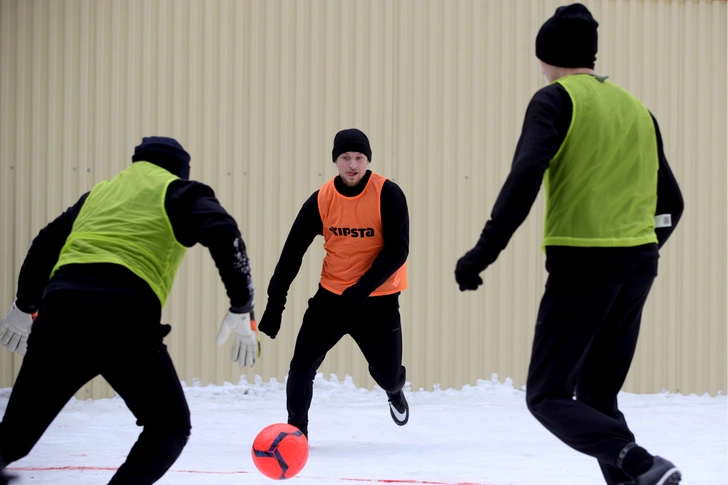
xmin=317 ymin=173 xmax=407 ymax=295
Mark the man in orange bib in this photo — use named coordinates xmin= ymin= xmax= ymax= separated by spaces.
xmin=258 ymin=128 xmax=410 ymax=440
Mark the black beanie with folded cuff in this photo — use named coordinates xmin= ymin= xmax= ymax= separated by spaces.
xmin=535 ymin=3 xmax=599 ymax=69
xmin=332 ymin=128 xmax=372 ymax=162
xmin=132 ymin=136 xmax=191 ymax=180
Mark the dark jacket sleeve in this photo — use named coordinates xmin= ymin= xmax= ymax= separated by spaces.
xmin=650 ymin=113 xmax=684 ymax=249
xmin=264 ymin=191 xmax=323 ymax=310
xmin=165 ymin=179 xmax=254 ymax=313
xmin=351 ymin=180 xmax=410 ymax=296
xmin=470 ymin=84 xmax=571 ymax=268
xmin=14 ymin=193 xmax=90 ymax=313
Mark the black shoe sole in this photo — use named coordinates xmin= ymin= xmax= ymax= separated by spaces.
xmin=0 ymin=472 xmax=17 ymax=485
xmin=660 ymin=471 xmax=681 ymax=485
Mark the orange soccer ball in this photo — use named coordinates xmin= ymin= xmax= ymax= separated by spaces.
xmin=251 ymin=423 xmax=309 ymax=480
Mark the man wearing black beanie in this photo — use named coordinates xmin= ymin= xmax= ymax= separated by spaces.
xmin=0 ymin=136 xmax=257 ymax=485
xmin=258 ymin=128 xmax=411 ymax=440
xmin=455 ymin=4 xmax=683 ymax=485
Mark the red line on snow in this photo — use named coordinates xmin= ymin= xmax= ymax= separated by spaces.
xmin=7 ymin=466 xmax=248 ymax=475
xmin=7 ymin=466 xmax=490 ymax=484
xmin=9 ymin=466 xmax=119 ymax=472
xmin=339 ymin=479 xmax=485 ymax=485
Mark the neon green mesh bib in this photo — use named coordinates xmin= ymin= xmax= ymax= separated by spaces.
xmin=543 ymin=75 xmax=658 ymax=248
xmin=52 ymin=162 xmax=186 ymax=306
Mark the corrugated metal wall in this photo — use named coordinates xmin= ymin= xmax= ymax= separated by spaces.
xmin=1 ymin=0 xmax=725 ymax=400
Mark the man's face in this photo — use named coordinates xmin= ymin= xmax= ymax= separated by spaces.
xmin=335 ymin=152 xmax=370 ymax=187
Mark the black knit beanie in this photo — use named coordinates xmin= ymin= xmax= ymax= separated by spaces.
xmin=332 ymin=128 xmax=372 ymax=162
xmin=132 ymin=136 xmax=191 ymax=180
xmin=536 ymin=3 xmax=599 ymax=69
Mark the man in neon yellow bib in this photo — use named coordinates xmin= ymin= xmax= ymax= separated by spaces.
xmin=0 ymin=136 xmax=257 ymax=485
xmin=455 ymin=4 xmax=684 ymax=485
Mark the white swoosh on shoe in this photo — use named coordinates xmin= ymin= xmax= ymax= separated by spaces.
xmin=389 ymin=402 xmax=407 ymax=422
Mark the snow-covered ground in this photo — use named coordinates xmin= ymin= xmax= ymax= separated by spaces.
xmin=2 ymin=374 xmax=725 ymax=484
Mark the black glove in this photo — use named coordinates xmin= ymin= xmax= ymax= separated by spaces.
xmin=340 ymin=285 xmax=368 ymax=312
xmin=455 ymin=248 xmax=488 ymax=291
xmin=258 ymin=306 xmax=283 ymax=339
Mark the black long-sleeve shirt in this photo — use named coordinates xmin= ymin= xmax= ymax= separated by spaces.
xmin=15 ymin=162 xmax=254 ymax=314
xmin=472 ymin=76 xmax=684 ymax=281
xmin=265 ymin=170 xmax=409 ymax=310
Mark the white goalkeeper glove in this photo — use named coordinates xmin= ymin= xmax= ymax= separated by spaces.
xmin=216 ymin=311 xmax=259 ymax=368
xmin=0 ymin=302 xmax=34 ymax=355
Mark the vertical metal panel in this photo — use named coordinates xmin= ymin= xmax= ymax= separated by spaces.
xmin=0 ymin=0 xmax=15 ymax=388
xmin=0 ymin=0 xmax=725 ymax=399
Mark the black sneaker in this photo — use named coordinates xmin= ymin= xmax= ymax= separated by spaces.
xmin=288 ymin=421 xmax=308 ymax=441
xmin=0 ymin=470 xmax=16 ymax=485
xmin=633 ymin=456 xmax=681 ymax=485
xmin=387 ymin=390 xmax=409 ymax=426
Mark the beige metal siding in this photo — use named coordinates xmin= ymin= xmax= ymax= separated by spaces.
xmin=0 ymin=0 xmax=725 ymax=400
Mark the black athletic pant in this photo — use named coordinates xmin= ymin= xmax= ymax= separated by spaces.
xmin=525 ymin=275 xmax=655 ymax=485
xmin=0 ymin=289 xmax=191 ymax=485
xmin=286 ymin=286 xmax=406 ymax=428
